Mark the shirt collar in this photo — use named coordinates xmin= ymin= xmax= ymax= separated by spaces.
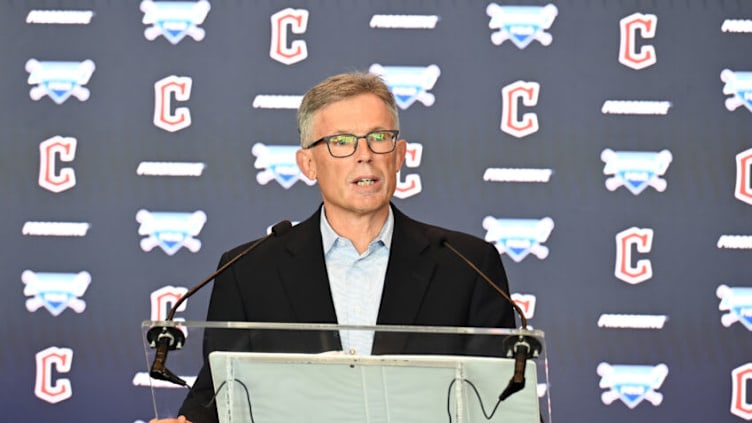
xmin=320 ymin=205 xmax=394 ymax=254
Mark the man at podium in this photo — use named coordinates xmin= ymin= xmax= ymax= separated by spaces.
xmin=154 ymin=72 xmax=516 ymax=423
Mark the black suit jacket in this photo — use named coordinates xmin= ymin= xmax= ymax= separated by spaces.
xmin=179 ymin=205 xmax=516 ymax=422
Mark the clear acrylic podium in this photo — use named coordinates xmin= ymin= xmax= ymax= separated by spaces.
xmin=141 ymin=321 xmax=551 ymax=423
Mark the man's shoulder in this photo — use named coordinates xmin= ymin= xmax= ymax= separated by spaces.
xmin=393 ymin=207 xmax=491 ymax=251
xmin=221 ymin=208 xmax=321 ymax=259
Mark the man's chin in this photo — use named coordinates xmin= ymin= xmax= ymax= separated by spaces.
xmin=342 ymin=198 xmax=391 ymax=216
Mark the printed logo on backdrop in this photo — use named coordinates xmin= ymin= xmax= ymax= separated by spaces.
xmin=140 ymin=0 xmax=210 ymax=44
xmin=369 ymin=64 xmax=441 ymax=110
xmin=721 ymin=70 xmax=752 ymax=114
xmin=512 ymin=293 xmax=536 ymax=321
xmin=136 ymin=210 xmax=207 ymax=255
xmin=598 ymin=363 xmax=668 ymax=409
xmin=133 ymin=286 xmax=195 ymax=390
xmin=601 ymin=149 xmax=672 ymax=195
xmin=38 ymin=136 xmax=76 ymax=193
xmin=22 ymin=270 xmax=91 ymax=316
xmin=615 ymin=227 xmax=653 ymax=285
xmin=501 ymin=80 xmax=540 ymax=138
xmin=597 ymin=313 xmax=667 ymax=329
xmin=151 ymin=286 xmax=188 ymax=321
xmin=619 ymin=13 xmax=657 ymax=70
xmin=394 ymin=143 xmax=422 ymax=199
xmin=482 ymin=216 xmax=554 ymax=263
xmin=601 ymin=100 xmax=671 ymax=116
xmin=486 ymin=3 xmax=558 ymax=48
xmin=483 ymin=167 xmax=552 ymax=183
xmin=722 ymin=19 xmax=752 ymax=33
xmin=731 ymin=363 xmax=752 ymax=420
xmin=137 ymin=161 xmax=205 ymax=177
xmin=26 ymin=9 xmax=94 ymax=25
xmin=151 ymin=286 xmax=189 ymax=339
xmin=252 ymin=143 xmax=315 ymax=189
xmin=26 ymin=59 xmax=95 ymax=104
xmin=22 ymin=221 xmax=90 ymax=237
xmin=717 ymin=285 xmax=752 ymax=331
xmin=736 ymin=148 xmax=752 ymax=205
xmin=369 ymin=14 xmax=439 ymax=30
xmin=35 ymin=346 xmax=73 ymax=404
xmin=154 ymin=75 xmax=192 ymax=132
xmin=252 ymin=94 xmax=302 ymax=109
xmin=717 ymin=233 xmax=752 ymax=250
xmin=270 ymin=8 xmax=309 ymax=65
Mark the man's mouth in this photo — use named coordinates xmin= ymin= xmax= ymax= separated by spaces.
xmin=355 ymin=178 xmax=376 ymax=186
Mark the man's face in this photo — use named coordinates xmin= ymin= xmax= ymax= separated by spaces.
xmin=296 ymin=93 xmax=406 ymax=219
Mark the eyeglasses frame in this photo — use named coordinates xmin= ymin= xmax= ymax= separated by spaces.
xmin=305 ymin=129 xmax=400 ymax=158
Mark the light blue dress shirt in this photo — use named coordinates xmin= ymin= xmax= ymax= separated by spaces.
xmin=320 ymin=206 xmax=393 ymax=355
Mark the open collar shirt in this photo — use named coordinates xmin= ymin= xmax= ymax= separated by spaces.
xmin=320 ymin=206 xmax=394 ymax=355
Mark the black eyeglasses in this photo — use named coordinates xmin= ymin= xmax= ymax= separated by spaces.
xmin=306 ymin=130 xmax=399 ymax=158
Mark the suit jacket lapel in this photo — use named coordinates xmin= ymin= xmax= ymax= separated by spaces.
xmin=375 ymin=206 xmax=437 ymax=353
xmin=277 ymin=209 xmax=338 ymax=324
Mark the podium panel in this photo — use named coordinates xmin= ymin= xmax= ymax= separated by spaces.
xmin=210 ymin=352 xmax=539 ymax=423
xmin=141 ymin=321 xmax=550 ymax=423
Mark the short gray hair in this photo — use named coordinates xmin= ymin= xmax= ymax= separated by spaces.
xmin=297 ymin=72 xmax=399 ymax=147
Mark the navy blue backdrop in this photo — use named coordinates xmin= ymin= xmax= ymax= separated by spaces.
xmin=1 ymin=0 xmax=751 ymax=421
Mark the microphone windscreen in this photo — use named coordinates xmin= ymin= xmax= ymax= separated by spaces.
xmin=424 ymin=227 xmax=447 ymax=246
xmin=271 ymin=220 xmax=293 ymax=236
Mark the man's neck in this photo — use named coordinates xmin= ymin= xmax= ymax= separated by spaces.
xmin=323 ymin=206 xmax=390 ymax=254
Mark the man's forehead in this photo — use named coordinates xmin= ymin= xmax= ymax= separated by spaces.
xmin=313 ymin=95 xmax=395 ymax=135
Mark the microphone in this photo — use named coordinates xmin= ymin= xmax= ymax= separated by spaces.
xmin=146 ymin=220 xmax=294 ymax=387
xmin=432 ymin=230 xmax=542 ymax=401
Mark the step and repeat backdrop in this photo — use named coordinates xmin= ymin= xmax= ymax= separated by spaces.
xmin=1 ymin=0 xmax=751 ymax=421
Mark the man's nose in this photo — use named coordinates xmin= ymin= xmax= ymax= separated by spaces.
xmin=354 ymin=137 xmax=373 ymax=160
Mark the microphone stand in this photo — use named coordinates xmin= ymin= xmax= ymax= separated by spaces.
xmin=441 ymin=240 xmax=543 ymax=401
xmin=146 ymin=221 xmax=293 ymax=387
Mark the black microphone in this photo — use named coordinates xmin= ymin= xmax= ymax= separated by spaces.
xmin=432 ymin=230 xmax=542 ymax=401
xmin=146 ymin=220 xmax=294 ymax=387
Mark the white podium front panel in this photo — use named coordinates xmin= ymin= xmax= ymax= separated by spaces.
xmin=209 ymin=352 xmax=539 ymax=423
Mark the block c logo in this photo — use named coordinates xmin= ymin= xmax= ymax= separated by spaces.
xmin=38 ymin=136 xmax=76 ymax=193
xmin=512 ymin=293 xmax=537 ymax=320
xmin=35 ymin=346 xmax=73 ymax=404
xmin=731 ymin=363 xmax=752 ymax=420
xmin=151 ymin=285 xmax=189 ymax=339
xmin=154 ymin=75 xmax=192 ymax=132
xmin=501 ymin=80 xmax=540 ymax=138
xmin=270 ymin=8 xmax=309 ymax=65
xmin=394 ymin=142 xmax=422 ymax=199
xmin=619 ymin=13 xmax=657 ymax=70
xmin=615 ymin=227 xmax=654 ymax=285
xmin=151 ymin=285 xmax=188 ymax=322
xmin=735 ymin=147 xmax=752 ymax=206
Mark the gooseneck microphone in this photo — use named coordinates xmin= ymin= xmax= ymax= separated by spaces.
xmin=436 ymin=233 xmax=542 ymax=402
xmin=147 ymin=220 xmax=293 ymax=387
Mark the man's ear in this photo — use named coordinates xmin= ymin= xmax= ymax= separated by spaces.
xmin=296 ymin=148 xmax=316 ymax=180
xmin=394 ymin=139 xmax=407 ymax=171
